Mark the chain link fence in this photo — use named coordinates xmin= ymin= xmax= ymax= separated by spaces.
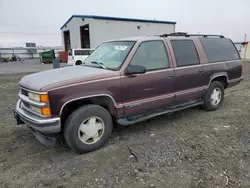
xmin=0 ymin=47 xmax=62 ymax=61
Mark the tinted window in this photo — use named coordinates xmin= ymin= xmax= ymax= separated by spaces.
xmin=171 ymin=40 xmax=199 ymax=67
xmin=74 ymin=50 xmax=90 ymax=56
xmin=130 ymin=41 xmax=169 ymax=71
xmin=200 ymin=38 xmax=240 ymax=62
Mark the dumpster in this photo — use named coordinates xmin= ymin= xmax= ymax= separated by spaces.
xmin=39 ymin=50 xmax=55 ymax=64
xmin=58 ymin=51 xmax=68 ymax=63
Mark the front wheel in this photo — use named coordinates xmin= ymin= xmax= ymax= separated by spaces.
xmin=202 ymin=81 xmax=224 ymax=111
xmin=64 ymin=105 xmax=113 ymax=154
xmin=75 ymin=60 xmax=82 ymax=65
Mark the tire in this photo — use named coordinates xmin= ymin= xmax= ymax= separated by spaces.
xmin=75 ymin=61 xmax=82 ymax=65
xmin=202 ymin=81 xmax=224 ymax=111
xmin=64 ymin=105 xmax=113 ymax=154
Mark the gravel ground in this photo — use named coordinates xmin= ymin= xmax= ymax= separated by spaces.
xmin=0 ymin=63 xmax=250 ymax=188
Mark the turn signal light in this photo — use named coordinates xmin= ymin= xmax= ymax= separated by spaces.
xmin=41 ymin=107 xmax=51 ymax=116
xmin=40 ymin=94 xmax=49 ymax=103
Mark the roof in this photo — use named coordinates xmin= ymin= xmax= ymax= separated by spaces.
xmin=60 ymin=15 xmax=177 ymax=29
xmin=105 ymin=36 xmax=160 ymax=42
xmin=104 ymin=33 xmax=227 ymax=43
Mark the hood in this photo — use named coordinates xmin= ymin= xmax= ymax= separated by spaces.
xmin=19 ymin=66 xmax=115 ymax=91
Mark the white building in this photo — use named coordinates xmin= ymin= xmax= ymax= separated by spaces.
xmin=60 ymin=15 xmax=176 ymax=51
xmin=235 ymin=42 xmax=250 ymax=60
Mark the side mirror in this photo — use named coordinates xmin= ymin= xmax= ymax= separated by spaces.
xmin=125 ymin=65 xmax=146 ymax=75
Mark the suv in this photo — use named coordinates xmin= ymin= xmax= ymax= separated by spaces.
xmin=67 ymin=48 xmax=94 ymax=66
xmin=14 ymin=33 xmax=243 ymax=153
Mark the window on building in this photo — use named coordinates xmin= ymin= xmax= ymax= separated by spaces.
xmin=200 ymin=38 xmax=240 ymax=63
xmin=171 ymin=40 xmax=200 ymax=67
xmin=130 ymin=41 xmax=169 ymax=71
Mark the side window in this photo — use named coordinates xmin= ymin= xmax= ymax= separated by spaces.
xmin=200 ymin=38 xmax=240 ymax=62
xmin=130 ymin=41 xmax=169 ymax=71
xmin=171 ymin=40 xmax=200 ymax=67
xmin=74 ymin=50 xmax=89 ymax=55
xmin=74 ymin=50 xmax=81 ymax=56
xmin=81 ymin=50 xmax=89 ymax=55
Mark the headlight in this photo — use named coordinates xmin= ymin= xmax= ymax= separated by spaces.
xmin=30 ymin=105 xmax=42 ymax=114
xmin=28 ymin=93 xmax=40 ymax=102
xmin=28 ymin=93 xmax=49 ymax=103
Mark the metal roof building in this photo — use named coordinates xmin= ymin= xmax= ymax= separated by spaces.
xmin=60 ymin=15 xmax=176 ymax=51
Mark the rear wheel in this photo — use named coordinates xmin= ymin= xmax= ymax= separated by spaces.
xmin=202 ymin=81 xmax=224 ymax=111
xmin=64 ymin=105 xmax=113 ymax=154
xmin=75 ymin=60 xmax=82 ymax=65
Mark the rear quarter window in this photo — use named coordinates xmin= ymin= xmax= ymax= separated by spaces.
xmin=200 ymin=38 xmax=240 ymax=63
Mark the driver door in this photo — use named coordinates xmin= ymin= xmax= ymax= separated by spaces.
xmin=121 ymin=40 xmax=175 ymax=117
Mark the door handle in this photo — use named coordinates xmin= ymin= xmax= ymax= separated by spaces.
xmin=199 ymin=70 xmax=204 ymax=73
xmin=168 ymin=75 xmax=174 ymax=78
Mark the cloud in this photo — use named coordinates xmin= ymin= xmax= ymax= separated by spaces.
xmin=0 ymin=0 xmax=249 ymax=47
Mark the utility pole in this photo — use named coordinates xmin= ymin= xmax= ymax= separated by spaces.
xmin=244 ymin=34 xmax=247 ymax=42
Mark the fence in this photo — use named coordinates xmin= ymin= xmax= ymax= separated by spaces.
xmin=0 ymin=47 xmax=63 ymax=60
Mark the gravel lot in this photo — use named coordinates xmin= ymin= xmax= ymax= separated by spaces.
xmin=0 ymin=62 xmax=250 ymax=188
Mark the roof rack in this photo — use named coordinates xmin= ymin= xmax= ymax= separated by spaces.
xmin=159 ymin=32 xmax=224 ymax=38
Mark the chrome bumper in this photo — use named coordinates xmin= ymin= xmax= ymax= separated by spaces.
xmin=14 ymin=99 xmax=61 ymax=134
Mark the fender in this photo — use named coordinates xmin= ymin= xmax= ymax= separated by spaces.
xmin=59 ymin=94 xmax=123 ymax=115
xmin=208 ymin=72 xmax=229 ymax=86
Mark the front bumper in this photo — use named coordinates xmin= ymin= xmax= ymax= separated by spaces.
xmin=14 ymin=99 xmax=61 ymax=134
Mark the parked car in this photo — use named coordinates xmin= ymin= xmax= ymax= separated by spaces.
xmin=67 ymin=48 xmax=94 ymax=66
xmin=14 ymin=33 xmax=243 ymax=154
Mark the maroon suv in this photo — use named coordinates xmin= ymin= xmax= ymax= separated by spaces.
xmin=14 ymin=33 xmax=243 ymax=153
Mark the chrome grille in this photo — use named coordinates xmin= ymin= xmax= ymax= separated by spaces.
xmin=21 ymin=89 xmax=28 ymax=96
xmin=23 ymin=101 xmax=31 ymax=108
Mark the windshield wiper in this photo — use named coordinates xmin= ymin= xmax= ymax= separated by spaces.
xmin=90 ymin=61 xmax=107 ymax=69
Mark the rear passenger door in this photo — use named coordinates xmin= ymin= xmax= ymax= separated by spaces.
xmin=170 ymin=39 xmax=207 ymax=103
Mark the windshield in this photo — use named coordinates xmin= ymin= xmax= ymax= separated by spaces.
xmin=84 ymin=41 xmax=135 ymax=70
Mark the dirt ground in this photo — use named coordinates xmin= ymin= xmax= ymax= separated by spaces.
xmin=0 ymin=63 xmax=250 ymax=188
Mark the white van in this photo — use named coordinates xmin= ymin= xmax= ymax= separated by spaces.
xmin=67 ymin=48 xmax=94 ymax=66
